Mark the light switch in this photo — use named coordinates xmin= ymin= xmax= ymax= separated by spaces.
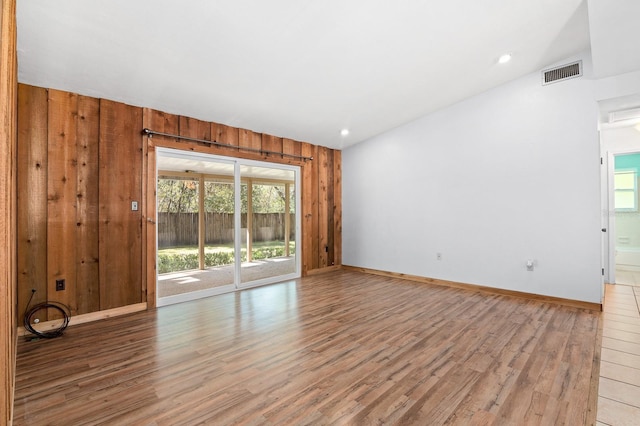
xmin=131 ymin=201 xmax=138 ymax=211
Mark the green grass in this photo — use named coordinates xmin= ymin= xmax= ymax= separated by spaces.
xmin=158 ymin=241 xmax=295 ymax=274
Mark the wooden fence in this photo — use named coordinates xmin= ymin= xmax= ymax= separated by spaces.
xmin=157 ymin=212 xmax=295 ymax=247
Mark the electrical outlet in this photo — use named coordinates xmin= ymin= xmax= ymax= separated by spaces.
xmin=131 ymin=201 xmax=139 ymax=211
xmin=436 ymin=253 xmax=442 ymax=261
xmin=55 ymin=279 xmax=65 ymax=291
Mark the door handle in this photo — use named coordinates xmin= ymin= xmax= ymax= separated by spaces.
xmin=602 ymin=228 xmax=607 ymax=232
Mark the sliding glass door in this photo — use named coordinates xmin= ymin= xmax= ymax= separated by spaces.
xmin=156 ymin=148 xmax=300 ymax=305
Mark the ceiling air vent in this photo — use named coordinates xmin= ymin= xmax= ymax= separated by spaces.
xmin=541 ymin=60 xmax=582 ymax=85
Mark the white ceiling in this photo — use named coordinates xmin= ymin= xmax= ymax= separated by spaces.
xmin=587 ymin=0 xmax=640 ymax=79
xmin=15 ymin=1 xmax=634 ymax=150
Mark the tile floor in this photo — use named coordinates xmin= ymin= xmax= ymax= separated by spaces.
xmin=597 ymin=283 xmax=640 ymax=425
xmin=614 ymin=267 xmax=640 ymax=287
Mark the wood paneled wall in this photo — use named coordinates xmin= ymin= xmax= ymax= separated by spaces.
xmin=1 ymin=0 xmax=18 ymax=423
xmin=17 ymin=84 xmax=342 ymax=320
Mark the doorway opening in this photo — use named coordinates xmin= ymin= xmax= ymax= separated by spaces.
xmin=155 ymin=148 xmax=300 ymax=306
xmin=611 ymin=152 xmax=640 ymax=285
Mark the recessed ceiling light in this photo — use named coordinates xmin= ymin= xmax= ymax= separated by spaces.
xmin=340 ymin=129 xmax=350 ymax=136
xmin=498 ymin=53 xmax=512 ymax=64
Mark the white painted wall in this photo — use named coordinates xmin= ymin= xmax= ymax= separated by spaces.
xmin=602 ymin=126 xmax=640 ymax=152
xmin=343 ymin=52 xmax=602 ymax=303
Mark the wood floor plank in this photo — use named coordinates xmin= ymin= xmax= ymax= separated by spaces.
xmin=13 ymin=270 xmax=601 ymax=425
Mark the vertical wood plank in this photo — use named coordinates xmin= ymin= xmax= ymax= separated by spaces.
xmin=262 ymin=134 xmax=283 ymax=158
xmin=141 ymin=110 xmax=149 ymax=306
xmin=75 ymin=95 xmax=100 ymax=314
xmin=212 ymin=122 xmax=239 ymax=153
xmin=149 ymin=108 xmax=179 ymax=135
xmin=310 ymin=145 xmax=319 ymax=270
xmin=179 ymin=116 xmax=211 ymax=141
xmin=99 ymin=100 xmax=143 ymax=310
xmin=17 ymin=85 xmax=48 ymax=318
xmin=145 ymin=142 xmax=157 ymax=308
xmin=47 ymin=89 xmax=78 ymax=317
xmin=282 ymin=138 xmax=302 ymax=159
xmin=326 ymin=150 xmax=335 ymax=266
xmin=0 ymin=1 xmax=17 ymax=422
xmin=145 ymin=109 xmax=179 ymax=308
xmin=317 ymin=146 xmax=329 ymax=269
xmin=138 ymin=108 xmax=146 ymax=307
xmin=333 ymin=150 xmax=342 ymax=266
xmin=143 ymin=110 xmax=153 ymax=308
xmin=301 ymin=143 xmax=314 ymax=274
xmin=239 ymin=129 xmax=262 ymax=152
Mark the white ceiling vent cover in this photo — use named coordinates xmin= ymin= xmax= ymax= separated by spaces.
xmin=541 ymin=60 xmax=582 ymax=85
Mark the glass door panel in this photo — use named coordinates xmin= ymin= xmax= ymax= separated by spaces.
xmin=156 ymin=175 xmax=200 ymax=276
xmin=203 ymin=178 xmax=236 ymax=288
xmin=239 ymin=164 xmax=297 ymax=286
xmin=156 ymin=152 xmax=236 ymax=306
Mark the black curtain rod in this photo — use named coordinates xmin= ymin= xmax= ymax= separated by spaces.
xmin=142 ymin=128 xmax=313 ymax=162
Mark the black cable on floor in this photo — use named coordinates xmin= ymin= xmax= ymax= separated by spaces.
xmin=23 ymin=289 xmax=70 ymax=339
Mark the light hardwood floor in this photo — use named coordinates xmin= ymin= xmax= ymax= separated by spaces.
xmin=597 ymin=283 xmax=640 ymax=425
xmin=13 ymin=270 xmax=601 ymax=425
